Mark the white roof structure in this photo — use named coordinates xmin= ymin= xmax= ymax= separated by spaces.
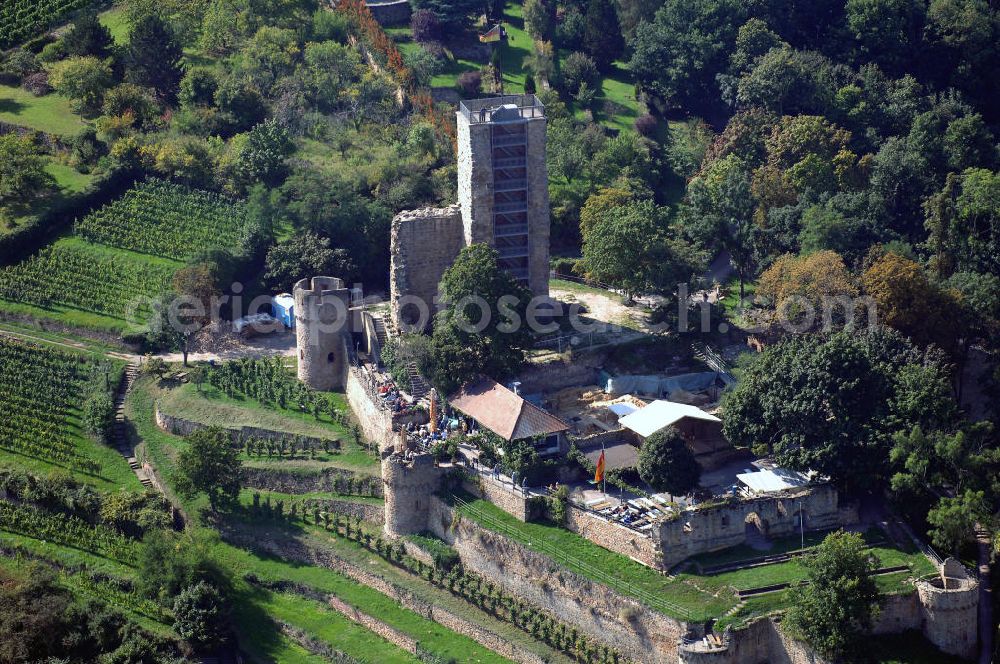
xmin=607 ymin=403 xmax=638 ymax=418
xmin=737 ymin=468 xmax=812 ymax=494
xmin=618 ymin=400 xmax=721 ymax=438
xmin=273 ymin=293 xmax=294 ymax=309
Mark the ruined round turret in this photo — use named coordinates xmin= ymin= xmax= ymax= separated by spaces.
xmin=916 ymin=558 xmax=979 ymax=659
xmin=293 ymin=276 xmax=351 ymax=391
xmin=382 ymin=452 xmax=443 ymax=538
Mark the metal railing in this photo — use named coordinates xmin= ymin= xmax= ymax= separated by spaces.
xmin=459 ymin=95 xmax=545 ymax=124
xmin=451 ymin=493 xmax=694 ymax=620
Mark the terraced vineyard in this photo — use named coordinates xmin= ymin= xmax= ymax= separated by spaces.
xmin=75 ymin=179 xmax=248 ymax=260
xmin=0 ymin=238 xmax=177 ymax=320
xmin=0 ymin=336 xmax=110 ymax=470
xmin=0 ymin=0 xmax=93 ymax=49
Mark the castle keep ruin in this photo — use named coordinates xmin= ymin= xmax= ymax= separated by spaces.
xmin=390 ymin=95 xmax=550 ymax=329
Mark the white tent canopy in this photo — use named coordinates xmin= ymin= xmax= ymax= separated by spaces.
xmin=618 ymin=400 xmax=720 ymax=438
xmin=737 ymin=468 xmax=812 ymax=494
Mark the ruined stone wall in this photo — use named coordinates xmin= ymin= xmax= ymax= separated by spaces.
xmin=871 ymin=591 xmax=921 ymax=635
xmin=514 ymin=353 xmax=604 ymax=394
xmin=564 ymin=505 xmax=661 ymax=568
xmin=389 ymin=205 xmax=464 ymax=330
xmin=345 ymin=365 xmax=395 ymax=450
xmin=654 ymin=485 xmax=854 ymax=568
xmin=427 ymin=495 xmax=689 ymax=664
xmin=677 ymin=618 xmax=828 ymax=664
xmin=461 ymin=476 xmax=538 ymax=522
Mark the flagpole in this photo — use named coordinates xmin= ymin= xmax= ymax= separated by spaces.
xmin=601 ymin=441 xmax=606 ymax=497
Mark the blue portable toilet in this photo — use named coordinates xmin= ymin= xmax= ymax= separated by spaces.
xmin=272 ymin=293 xmax=295 ymax=329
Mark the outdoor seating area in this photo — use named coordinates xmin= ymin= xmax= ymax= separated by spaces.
xmin=583 ymin=493 xmax=679 ymax=533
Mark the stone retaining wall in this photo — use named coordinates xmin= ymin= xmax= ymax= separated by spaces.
xmin=327 ymin=596 xmax=419 ymax=652
xmin=345 ymin=366 xmax=396 ymax=450
xmin=154 ymin=404 xmax=338 ymax=449
xmin=462 ymin=477 xmax=540 ymax=522
xmin=564 ymin=504 xmax=661 ymax=569
xmin=235 ymin=532 xmax=550 ymax=664
xmin=427 ymin=495 xmax=689 ymax=664
xmin=242 ymin=466 xmax=381 ymax=496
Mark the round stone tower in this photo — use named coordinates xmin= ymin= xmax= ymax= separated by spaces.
xmin=293 ymin=276 xmax=352 ymax=391
xmin=916 ymin=557 xmax=979 ymax=659
xmin=382 ymin=450 xmax=443 ymax=538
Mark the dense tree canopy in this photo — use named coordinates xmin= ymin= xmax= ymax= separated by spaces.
xmin=722 ymin=328 xmax=957 ymax=490
xmin=175 ymin=427 xmax=243 ymax=510
xmin=428 ymin=245 xmax=533 ymax=395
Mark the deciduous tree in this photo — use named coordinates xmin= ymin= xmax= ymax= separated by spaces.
xmin=637 ymin=426 xmax=701 ymax=496
xmin=786 ymin=531 xmax=880 ymax=660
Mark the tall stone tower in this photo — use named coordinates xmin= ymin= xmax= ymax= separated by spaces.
xmin=293 ymin=276 xmax=352 ymax=391
xmin=456 ymin=95 xmax=550 ymax=298
xmin=381 ymin=450 xmax=443 ymax=538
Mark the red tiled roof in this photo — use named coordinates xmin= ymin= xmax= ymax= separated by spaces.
xmin=448 ymin=377 xmax=569 ymax=441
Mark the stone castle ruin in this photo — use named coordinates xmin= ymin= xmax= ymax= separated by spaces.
xmin=390 ymin=95 xmax=550 ymax=329
xmin=293 ymin=276 xmax=355 ymax=391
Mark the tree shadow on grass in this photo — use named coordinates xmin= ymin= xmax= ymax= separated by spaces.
xmin=0 ymin=98 xmax=25 ymax=115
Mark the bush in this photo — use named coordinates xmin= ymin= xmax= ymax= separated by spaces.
xmin=38 ymin=40 xmax=66 ymax=63
xmin=457 ymin=70 xmax=482 ymax=97
xmin=2 ymin=49 xmax=40 ymax=79
xmin=312 ymin=9 xmax=349 ymax=43
xmin=173 ymin=581 xmax=229 ymax=647
xmin=22 ymin=71 xmax=51 ymax=96
xmin=411 ymin=9 xmax=441 ymax=43
xmin=524 ymin=74 xmax=536 ymax=94
xmin=634 ymin=113 xmax=658 ymax=137
xmin=83 ymin=392 xmax=115 ymax=442
xmin=560 ymin=51 xmax=599 ymax=95
xmin=550 ymin=256 xmax=580 ymax=276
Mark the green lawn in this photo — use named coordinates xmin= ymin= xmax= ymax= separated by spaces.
xmin=157 ymin=381 xmax=378 ymax=474
xmin=0 ymin=85 xmax=88 ymax=136
xmin=242 ymin=588 xmax=420 ymax=664
xmin=218 ymin=539 xmax=513 ymax=664
xmin=499 ymin=1 xmax=532 ymax=93
xmin=98 ymin=6 xmax=130 ymax=44
xmin=45 ymin=159 xmax=97 ymax=193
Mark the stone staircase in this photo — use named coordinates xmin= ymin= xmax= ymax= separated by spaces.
xmin=372 ymin=315 xmax=389 ymax=347
xmin=407 ymin=363 xmax=431 ymax=400
xmin=111 ymin=363 xmax=154 ymax=490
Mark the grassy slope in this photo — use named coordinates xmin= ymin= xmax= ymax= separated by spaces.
xmin=453 ymin=492 xmax=735 ymax=620
xmin=0 ymin=85 xmax=88 ymax=136
xmin=158 ymin=381 xmax=379 ymax=474
xmin=98 ymin=6 xmax=130 ymax=44
xmin=127 ymin=378 xmax=544 ymax=663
